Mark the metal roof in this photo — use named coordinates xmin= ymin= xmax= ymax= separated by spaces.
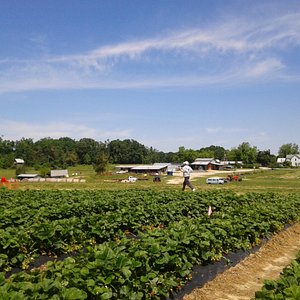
xmin=15 ymin=158 xmax=25 ymax=164
xmin=17 ymin=174 xmax=39 ymax=178
xmin=131 ymin=165 xmax=168 ymax=170
xmin=191 ymin=158 xmax=221 ymax=166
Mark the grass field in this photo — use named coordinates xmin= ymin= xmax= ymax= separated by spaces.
xmin=1 ymin=166 xmax=300 ymax=194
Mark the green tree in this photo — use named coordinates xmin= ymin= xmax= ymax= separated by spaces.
xmin=14 ymin=138 xmax=35 ymax=166
xmin=256 ymin=150 xmax=276 ymax=167
xmin=231 ymin=142 xmax=258 ymax=167
xmin=33 ymin=138 xmax=65 ymax=167
xmin=173 ymin=147 xmax=200 ymax=163
xmin=278 ymin=143 xmax=299 ymax=157
xmin=94 ymin=152 xmax=109 ymax=174
xmin=200 ymin=145 xmax=226 ymax=160
xmin=76 ymin=138 xmax=103 ymax=165
xmin=108 ymin=139 xmax=147 ymax=164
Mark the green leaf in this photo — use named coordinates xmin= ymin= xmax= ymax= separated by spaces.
xmin=0 ymin=273 xmax=5 ymax=286
xmin=80 ymin=267 xmax=89 ymax=277
xmin=121 ymin=267 xmax=132 ymax=279
xmin=61 ymin=287 xmax=87 ymax=300
xmin=86 ymin=279 xmax=95 ymax=287
xmin=104 ymin=274 xmax=115 ymax=285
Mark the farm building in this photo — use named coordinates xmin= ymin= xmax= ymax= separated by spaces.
xmin=285 ymin=154 xmax=300 ymax=167
xmin=17 ymin=174 xmax=40 ymax=180
xmin=115 ymin=165 xmax=135 ymax=173
xmin=50 ymin=170 xmax=69 ymax=178
xmin=277 ymin=155 xmax=300 ymax=167
xmin=276 ymin=157 xmax=286 ymax=165
xmin=15 ymin=158 xmax=25 ymax=165
xmin=131 ymin=164 xmax=169 ymax=174
xmin=191 ymin=158 xmax=222 ymax=171
xmin=220 ymin=160 xmax=243 ymax=168
xmin=115 ymin=164 xmax=170 ymax=174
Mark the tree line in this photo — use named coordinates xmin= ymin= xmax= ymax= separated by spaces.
xmin=0 ymin=137 xmax=299 ymax=171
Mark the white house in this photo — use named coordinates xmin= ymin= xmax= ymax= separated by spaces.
xmin=286 ymin=154 xmax=300 ymax=167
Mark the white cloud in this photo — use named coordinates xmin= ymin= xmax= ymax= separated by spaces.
xmin=245 ymin=58 xmax=285 ymax=78
xmin=0 ymin=12 xmax=299 ymax=93
xmin=205 ymin=127 xmax=248 ymax=134
xmin=1 ymin=120 xmax=132 ymax=141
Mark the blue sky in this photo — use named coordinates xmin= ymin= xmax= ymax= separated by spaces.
xmin=1 ymin=0 xmax=299 ymax=154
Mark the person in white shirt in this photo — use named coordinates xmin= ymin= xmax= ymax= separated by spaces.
xmin=180 ymin=161 xmax=195 ymax=191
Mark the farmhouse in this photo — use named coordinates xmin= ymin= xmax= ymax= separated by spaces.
xmin=277 ymin=155 xmax=300 ymax=167
xmin=50 ymin=169 xmax=69 ymax=178
xmin=286 ymin=154 xmax=300 ymax=167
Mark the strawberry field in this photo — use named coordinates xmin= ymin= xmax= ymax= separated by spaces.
xmin=0 ymin=189 xmax=300 ymax=299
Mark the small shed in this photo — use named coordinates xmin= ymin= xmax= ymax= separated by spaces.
xmin=15 ymin=158 xmax=25 ymax=165
xmin=17 ymin=174 xmax=40 ymax=180
xmin=50 ymin=170 xmax=69 ymax=178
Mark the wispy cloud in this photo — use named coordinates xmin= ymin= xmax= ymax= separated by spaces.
xmin=205 ymin=127 xmax=249 ymax=134
xmin=0 ymin=12 xmax=299 ymax=93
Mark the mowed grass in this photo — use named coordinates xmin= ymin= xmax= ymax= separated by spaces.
xmin=1 ymin=166 xmax=300 ymax=194
xmin=197 ymin=168 xmax=300 ymax=194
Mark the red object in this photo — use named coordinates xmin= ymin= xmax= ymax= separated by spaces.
xmin=233 ymin=175 xmax=239 ymax=181
xmin=1 ymin=177 xmax=8 ymax=183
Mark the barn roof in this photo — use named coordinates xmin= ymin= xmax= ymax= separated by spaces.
xmin=17 ymin=174 xmax=39 ymax=178
xmin=15 ymin=158 xmax=25 ymax=164
xmin=131 ymin=164 xmax=169 ymax=171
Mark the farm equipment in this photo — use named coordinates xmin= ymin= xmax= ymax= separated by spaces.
xmin=226 ymin=174 xmax=242 ymax=182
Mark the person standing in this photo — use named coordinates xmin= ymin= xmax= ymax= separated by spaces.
xmin=181 ymin=161 xmax=195 ymax=191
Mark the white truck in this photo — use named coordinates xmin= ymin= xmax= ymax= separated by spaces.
xmin=206 ymin=177 xmax=225 ymax=184
xmin=128 ymin=176 xmax=138 ymax=182
xmin=122 ymin=176 xmax=138 ymax=183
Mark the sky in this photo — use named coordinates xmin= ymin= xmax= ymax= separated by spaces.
xmin=0 ymin=0 xmax=300 ymax=155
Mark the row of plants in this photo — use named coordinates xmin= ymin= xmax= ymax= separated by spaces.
xmin=253 ymin=251 xmax=300 ymax=299
xmin=0 ymin=190 xmax=296 ymax=272
xmin=0 ymin=189 xmax=300 ymax=298
xmin=1 ymin=211 xmax=299 ymax=299
xmin=0 ymin=189 xmax=221 ymax=271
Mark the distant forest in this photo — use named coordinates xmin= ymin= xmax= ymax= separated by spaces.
xmin=0 ymin=136 xmax=297 ymax=170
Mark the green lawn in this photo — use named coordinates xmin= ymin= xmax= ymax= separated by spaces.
xmin=1 ymin=166 xmax=300 ymax=194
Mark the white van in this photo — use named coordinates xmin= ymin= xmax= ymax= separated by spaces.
xmin=206 ymin=177 xmax=225 ymax=184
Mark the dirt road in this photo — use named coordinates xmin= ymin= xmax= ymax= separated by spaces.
xmin=183 ymin=223 xmax=300 ymax=300
xmin=167 ymin=169 xmax=255 ymax=185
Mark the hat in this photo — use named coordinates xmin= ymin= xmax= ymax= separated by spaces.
xmin=183 ymin=161 xmax=189 ymax=165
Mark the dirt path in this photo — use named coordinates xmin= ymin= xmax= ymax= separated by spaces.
xmin=183 ymin=223 xmax=300 ymax=300
xmin=167 ymin=169 xmax=257 ymax=185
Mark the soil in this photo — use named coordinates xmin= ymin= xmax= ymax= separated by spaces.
xmin=183 ymin=222 xmax=300 ymax=300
